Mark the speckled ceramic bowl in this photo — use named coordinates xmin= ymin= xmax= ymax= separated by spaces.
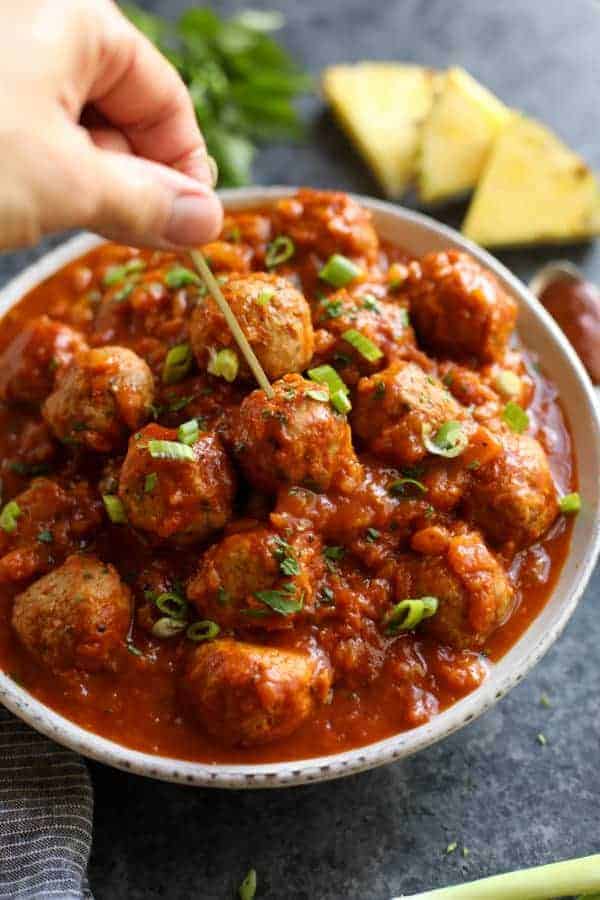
xmin=0 ymin=187 xmax=599 ymax=788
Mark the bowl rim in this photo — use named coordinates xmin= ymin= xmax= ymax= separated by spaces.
xmin=0 ymin=185 xmax=599 ymax=788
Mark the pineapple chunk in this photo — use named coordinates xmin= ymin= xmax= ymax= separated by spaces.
xmin=463 ymin=115 xmax=600 ymax=247
xmin=323 ymin=63 xmax=436 ymax=198
xmin=418 ymin=67 xmax=510 ymax=204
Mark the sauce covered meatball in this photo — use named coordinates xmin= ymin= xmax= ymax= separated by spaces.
xmin=12 ymin=554 xmax=131 ymax=673
xmin=118 ymin=423 xmax=235 ymax=544
xmin=463 ymin=431 xmax=559 ymax=550
xmin=352 ymin=362 xmax=463 ymax=465
xmin=231 ymin=374 xmax=362 ymax=494
xmin=0 ymin=316 xmax=87 ymax=405
xmin=406 ymin=251 xmax=517 ymax=363
xmin=182 ymin=639 xmax=332 ymax=746
xmin=187 ymin=527 xmax=323 ymax=630
xmin=190 ymin=272 xmax=314 ymax=381
xmin=43 ymin=346 xmax=154 ymax=451
xmin=394 ymin=530 xmax=514 ymax=649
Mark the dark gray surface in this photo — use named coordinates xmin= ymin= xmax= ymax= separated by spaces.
xmin=1 ymin=0 xmax=599 ymax=896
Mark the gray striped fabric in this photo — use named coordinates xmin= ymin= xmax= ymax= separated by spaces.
xmin=0 ymin=709 xmax=93 ymax=899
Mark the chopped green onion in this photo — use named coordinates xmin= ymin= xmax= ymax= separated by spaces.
xmin=365 ymin=527 xmax=380 ymax=542
xmin=560 ymin=492 xmax=581 ymax=514
xmin=389 ymin=478 xmax=427 ymax=496
xmin=319 ymin=254 xmax=363 ymax=288
xmin=256 ymin=287 xmax=275 ymax=306
xmin=265 ymin=235 xmax=295 ymax=268
xmin=320 ymin=297 xmax=344 ymax=319
xmin=102 ymin=495 xmax=127 ymax=524
xmin=384 ymin=597 xmax=438 ymax=635
xmin=162 ymin=343 xmax=193 ymax=385
xmin=238 ymin=868 xmax=257 ymax=900
xmin=502 ymin=401 xmax=530 ymax=434
xmin=306 ymin=388 xmax=329 ymax=402
xmin=207 ymin=348 xmax=239 ymax=382
xmin=151 ymin=617 xmax=187 ymax=639
xmin=147 ymin=440 xmax=195 ymax=462
xmin=177 ymin=419 xmax=200 ymax=445
xmin=186 ymin=619 xmax=221 ymax=642
xmin=307 ymin=364 xmax=351 ymax=414
xmin=144 ymin=473 xmax=158 ymax=493
xmin=494 ymin=369 xmax=522 ymax=400
xmin=155 ymin=592 xmax=189 ymax=620
xmin=537 ymin=732 xmax=548 ymax=746
xmin=253 ymin=585 xmax=304 ymax=616
xmin=103 ymin=258 xmax=146 ymax=286
xmin=423 ymin=420 xmax=468 ymax=458
xmin=271 ymin=536 xmax=301 ymax=577
xmin=37 ymin=529 xmax=53 ymax=544
xmin=342 ymin=329 xmax=383 ymax=362
xmin=362 ymin=294 xmax=379 ymax=312
xmin=164 ymin=266 xmax=201 ymax=289
xmin=0 ymin=501 xmax=21 ymax=534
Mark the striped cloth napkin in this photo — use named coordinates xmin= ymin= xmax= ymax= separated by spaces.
xmin=0 ymin=709 xmax=93 ymax=899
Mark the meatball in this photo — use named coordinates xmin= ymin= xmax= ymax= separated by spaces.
xmin=0 ymin=478 xmax=102 ymax=583
xmin=190 ymin=273 xmax=314 ymax=381
xmin=464 ymin=431 xmax=559 ymax=549
xmin=231 ymin=374 xmax=362 ymax=494
xmin=0 ymin=316 xmax=87 ymax=405
xmin=12 ymin=554 xmax=131 ymax=673
xmin=352 ymin=362 xmax=463 ymax=465
xmin=394 ymin=531 xmax=514 ymax=649
xmin=187 ymin=527 xmax=323 ymax=630
xmin=182 ymin=639 xmax=332 ymax=746
xmin=406 ymin=251 xmax=517 ymax=363
xmin=313 ymin=289 xmax=416 ymax=384
xmin=43 ymin=346 xmax=154 ymax=451
xmin=272 ymin=189 xmax=379 ymax=265
xmin=118 ymin=423 xmax=235 ymax=543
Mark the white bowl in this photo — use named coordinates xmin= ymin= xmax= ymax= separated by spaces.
xmin=0 ymin=187 xmax=599 ymax=788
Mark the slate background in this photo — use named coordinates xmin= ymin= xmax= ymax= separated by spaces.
xmin=1 ymin=0 xmax=599 ymax=896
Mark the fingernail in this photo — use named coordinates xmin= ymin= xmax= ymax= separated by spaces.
xmin=207 ymin=155 xmax=219 ymax=188
xmin=177 ymin=150 xmax=218 ymax=188
xmin=164 ymin=188 xmax=223 ymax=246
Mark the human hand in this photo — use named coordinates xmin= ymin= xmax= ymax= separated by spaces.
xmin=0 ymin=0 xmax=223 ymax=250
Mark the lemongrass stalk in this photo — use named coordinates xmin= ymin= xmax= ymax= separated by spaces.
xmin=189 ymin=249 xmax=274 ymax=398
xmin=396 ymin=854 xmax=600 ymax=900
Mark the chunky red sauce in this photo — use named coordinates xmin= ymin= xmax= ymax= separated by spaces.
xmin=0 ymin=190 xmax=574 ymax=763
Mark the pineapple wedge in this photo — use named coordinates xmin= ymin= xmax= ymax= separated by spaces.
xmin=323 ymin=63 xmax=436 ymax=198
xmin=463 ymin=115 xmax=600 ymax=247
xmin=418 ymin=67 xmax=511 ymax=204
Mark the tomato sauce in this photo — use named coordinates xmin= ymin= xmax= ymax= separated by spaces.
xmin=0 ymin=190 xmax=575 ymax=763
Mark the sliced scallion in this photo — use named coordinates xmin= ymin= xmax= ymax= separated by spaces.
xmin=307 ymin=364 xmax=351 ymax=414
xmin=560 ymin=492 xmax=581 ymax=515
xmin=164 ymin=266 xmax=201 ymax=289
xmin=162 ymin=343 xmax=193 ymax=385
xmin=265 ymin=235 xmax=295 ymax=268
xmin=147 ymin=440 xmax=195 ymax=462
xmin=144 ymin=473 xmax=158 ymax=494
xmin=187 ymin=619 xmax=221 ymax=641
xmin=493 ymin=369 xmax=522 ymax=400
xmin=0 ymin=501 xmax=21 ymax=534
xmin=423 ymin=421 xmax=468 ymax=458
xmin=256 ymin=287 xmax=275 ymax=306
xmin=102 ymin=495 xmax=127 ymax=524
xmin=389 ymin=477 xmax=427 ymax=496
xmin=207 ymin=348 xmax=239 ymax=382
xmin=238 ymin=869 xmax=257 ymax=900
xmin=177 ymin=419 xmax=200 ymax=446
xmin=319 ymin=254 xmax=363 ymax=288
xmin=502 ymin=400 xmax=530 ymax=434
xmin=103 ymin=258 xmax=146 ymax=286
xmin=342 ymin=328 xmax=383 ymax=362
xmin=384 ymin=597 xmax=438 ymax=635
xmin=151 ymin=617 xmax=187 ymax=639
xmin=155 ymin=592 xmax=189 ymax=620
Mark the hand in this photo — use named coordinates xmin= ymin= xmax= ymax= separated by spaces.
xmin=0 ymin=0 xmax=223 ymax=250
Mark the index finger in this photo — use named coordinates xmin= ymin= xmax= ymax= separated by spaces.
xmin=89 ymin=8 xmax=213 ymax=185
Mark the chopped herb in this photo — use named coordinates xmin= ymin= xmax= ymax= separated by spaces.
xmin=177 ymin=419 xmax=200 ymax=445
xmin=165 ymin=266 xmax=201 ymax=289
xmin=187 ymin=620 xmax=221 ymax=642
xmin=217 ymin=587 xmax=231 ymax=606
xmin=342 ymin=328 xmax=383 ymax=362
xmin=467 ymin=460 xmax=481 ymax=471
xmin=307 ymin=365 xmax=351 ymax=415
xmin=155 ymin=592 xmax=189 ymax=620
xmin=423 ymin=420 xmax=468 ymax=458
xmin=389 ymin=478 xmax=427 ymax=496
xmin=0 ymin=500 xmax=22 ymax=533
xmin=271 ymin=536 xmax=301 ymax=577
xmin=147 ymin=440 xmax=195 ymax=462
xmin=162 ymin=343 xmax=193 ymax=385
xmin=152 ymin=617 xmax=187 ymax=639
xmin=319 ymin=254 xmax=363 ymax=288
xmin=113 ymin=279 xmax=140 ymax=302
xmin=265 ymin=235 xmax=295 ymax=268
xmin=37 ymin=529 xmax=53 ymax=544
xmin=502 ymin=401 xmax=529 ymax=434
xmin=306 ymin=388 xmax=329 ymax=402
xmin=144 ymin=473 xmax=158 ymax=493
xmin=462 ymin=846 xmax=470 ymax=858
xmin=168 ymin=395 xmax=194 ymax=413
xmin=384 ymin=597 xmax=439 ymax=635
xmin=374 ymin=381 xmax=386 ymax=397
xmin=226 ymin=225 xmax=241 ymax=243
xmin=102 ymin=495 xmax=127 ymax=524
xmin=126 ymin=641 xmax=144 ymax=658
xmin=207 ymin=347 xmax=239 ymax=382
xmin=319 ymin=586 xmax=335 ymax=605
xmin=537 ymin=732 xmax=548 ymax=746
xmin=320 ymin=298 xmax=344 ymax=319
xmin=559 ymin=492 xmax=581 ymax=515
xmin=446 ymin=842 xmax=458 ymax=855
xmin=540 ymin=693 xmax=552 ymax=708
xmin=362 ymin=294 xmax=380 ymax=312
xmin=494 ymin=369 xmax=522 ymax=400
xmin=398 ymin=308 xmax=410 ymax=327
xmin=323 ymin=545 xmax=344 ymax=570
xmin=256 ymin=287 xmax=275 ymax=306
xmin=238 ymin=869 xmax=257 ymax=900
xmin=253 ymin=586 xmax=303 ymax=616
xmin=365 ymin=527 xmax=380 ymax=542
xmin=103 ymin=258 xmax=145 ymax=286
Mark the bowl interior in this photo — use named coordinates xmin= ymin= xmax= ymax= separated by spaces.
xmin=0 ymin=187 xmax=598 ymax=788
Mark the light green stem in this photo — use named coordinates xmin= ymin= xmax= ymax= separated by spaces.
xmin=189 ymin=249 xmax=274 ymax=398
xmin=398 ymin=854 xmax=600 ymax=900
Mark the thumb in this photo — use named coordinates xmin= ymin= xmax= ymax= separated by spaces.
xmin=79 ymin=142 xmax=223 ymax=249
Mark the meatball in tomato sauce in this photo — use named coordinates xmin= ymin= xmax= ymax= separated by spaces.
xmin=182 ymin=639 xmax=332 ymax=747
xmin=118 ymin=423 xmax=235 ymax=544
xmin=12 ymin=554 xmax=131 ymax=673
xmin=43 ymin=346 xmax=154 ymax=451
